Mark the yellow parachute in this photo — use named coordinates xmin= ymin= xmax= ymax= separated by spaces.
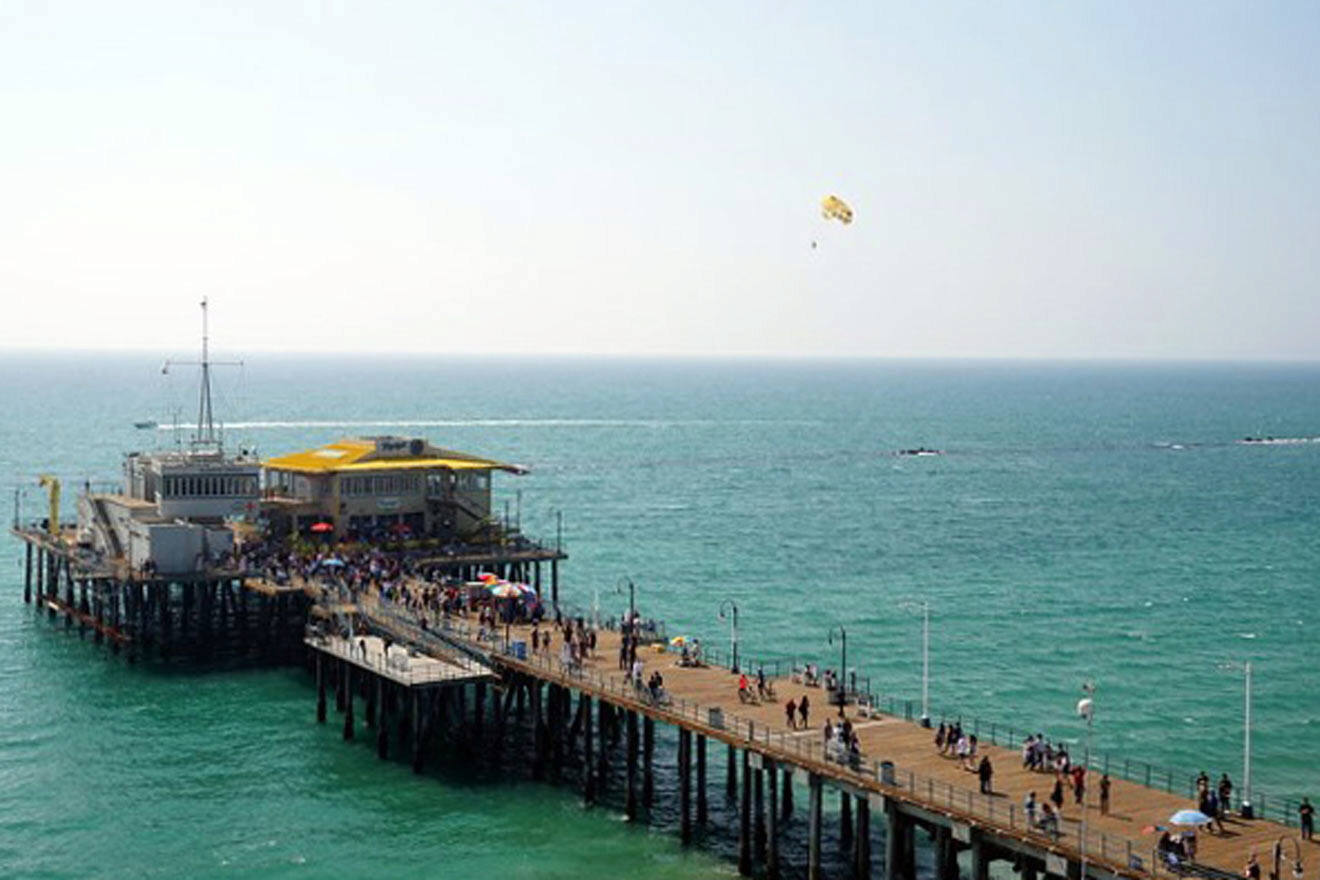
xmin=820 ymin=195 xmax=853 ymax=225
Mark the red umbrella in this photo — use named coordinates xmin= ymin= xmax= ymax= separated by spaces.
xmin=310 ymin=521 xmax=334 ymax=533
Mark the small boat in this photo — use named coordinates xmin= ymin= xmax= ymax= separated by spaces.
xmin=133 ymin=420 xmax=158 ymax=429
xmin=897 ymin=447 xmax=943 ymax=457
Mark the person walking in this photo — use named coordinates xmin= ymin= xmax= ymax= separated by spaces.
xmin=785 ymin=697 xmax=797 ymax=730
xmin=1099 ymin=773 xmax=1111 ymax=816
xmin=1050 ymin=778 xmax=1065 ymax=813
xmin=1218 ymin=774 xmax=1234 ymax=815
xmin=1072 ymin=764 xmax=1086 ymax=805
xmin=978 ymin=755 xmax=994 ymax=795
xmin=799 ymin=694 xmax=810 ymax=728
xmin=1024 ymin=791 xmax=1039 ymax=827
xmin=1300 ymin=797 xmax=1315 ymax=841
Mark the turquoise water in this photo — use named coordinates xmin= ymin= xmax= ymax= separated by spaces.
xmin=2 ymin=355 xmax=1318 ymax=877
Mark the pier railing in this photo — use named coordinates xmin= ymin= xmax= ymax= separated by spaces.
xmin=317 ymin=579 xmax=1305 ymax=834
xmin=483 ymin=635 xmax=1147 ymax=877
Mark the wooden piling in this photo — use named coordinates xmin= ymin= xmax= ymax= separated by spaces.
xmin=642 ymin=715 xmax=654 ymax=808
xmin=755 ymin=761 xmax=766 ymax=863
xmin=726 ymin=743 xmax=737 ymax=800
xmin=842 ymin=788 xmax=854 ymax=848
xmin=316 ymin=653 xmax=327 ymax=723
xmin=679 ymin=728 xmax=692 ymax=844
xmin=808 ymin=772 xmax=823 ymax=880
xmin=696 ymin=733 xmax=708 ymax=824
xmin=581 ymin=693 xmax=595 ymax=805
xmin=782 ymin=766 xmax=794 ymax=820
xmin=342 ymin=665 xmax=354 ymax=741
xmin=766 ymin=756 xmax=780 ymax=880
xmin=854 ymin=794 xmax=871 ymax=880
xmin=376 ymin=681 xmax=389 ymax=760
xmin=625 ymin=709 xmax=639 ymax=821
xmin=738 ymin=749 xmax=752 ymax=875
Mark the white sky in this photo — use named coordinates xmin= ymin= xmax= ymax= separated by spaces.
xmin=1 ymin=2 xmax=1317 ymax=358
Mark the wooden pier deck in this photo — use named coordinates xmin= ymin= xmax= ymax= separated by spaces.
xmin=305 ymin=633 xmax=493 ymax=689
xmin=363 ymin=608 xmax=1305 ymax=880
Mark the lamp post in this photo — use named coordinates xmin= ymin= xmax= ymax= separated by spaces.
xmin=1242 ymin=661 xmax=1254 ymax=818
xmin=1077 ymin=681 xmax=1096 ymax=879
xmin=899 ymin=599 xmax=932 ymax=727
xmin=828 ymin=625 xmax=847 ymax=717
xmin=718 ymin=599 xmax=739 ymax=673
xmin=616 ymin=576 xmax=636 ymax=623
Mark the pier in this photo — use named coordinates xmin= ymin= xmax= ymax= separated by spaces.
xmin=290 ymin=587 xmax=1308 ymax=880
xmin=11 ymin=516 xmax=1308 ymax=880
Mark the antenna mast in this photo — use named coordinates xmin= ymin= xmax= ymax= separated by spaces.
xmin=162 ymin=298 xmax=242 ymax=452
xmin=198 ymin=297 xmax=215 ymax=446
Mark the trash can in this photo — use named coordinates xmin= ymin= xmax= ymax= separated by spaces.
xmin=513 ymin=640 xmax=527 ymax=660
xmin=880 ymin=760 xmax=896 ymax=785
xmin=708 ymin=707 xmax=724 ymax=729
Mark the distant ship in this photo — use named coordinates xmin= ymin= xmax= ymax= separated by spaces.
xmin=133 ymin=420 xmax=158 ymax=430
xmin=896 ymin=447 xmax=943 ymax=457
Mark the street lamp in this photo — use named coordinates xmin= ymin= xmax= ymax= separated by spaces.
xmin=1077 ymin=681 xmax=1096 ymax=879
xmin=616 ymin=576 xmax=636 ymax=623
xmin=718 ymin=599 xmax=739 ymax=673
xmin=899 ymin=599 xmax=932 ymax=727
xmin=1219 ymin=659 xmax=1255 ymax=818
xmin=828 ymin=625 xmax=847 ymax=717
xmin=1243 ymin=661 xmax=1254 ymax=818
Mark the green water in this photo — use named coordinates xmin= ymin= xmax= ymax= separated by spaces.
xmin=2 ymin=355 xmax=1318 ymax=877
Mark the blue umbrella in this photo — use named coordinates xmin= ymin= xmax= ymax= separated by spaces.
xmin=319 ymin=558 xmax=346 ymax=568
xmin=1169 ymin=809 xmax=1212 ymax=825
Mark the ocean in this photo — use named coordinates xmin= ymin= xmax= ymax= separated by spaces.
xmin=1 ymin=354 xmax=1317 ymax=878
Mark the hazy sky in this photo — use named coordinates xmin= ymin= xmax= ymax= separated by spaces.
xmin=2 ymin=2 xmax=1317 ymax=358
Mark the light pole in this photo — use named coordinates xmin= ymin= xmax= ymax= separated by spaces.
xmin=616 ymin=576 xmax=636 ymax=623
xmin=1242 ymin=661 xmax=1254 ymax=818
xmin=1077 ymin=681 xmax=1096 ymax=879
xmin=718 ymin=599 xmax=739 ymax=673
xmin=899 ymin=599 xmax=932 ymax=727
xmin=828 ymin=625 xmax=847 ymax=717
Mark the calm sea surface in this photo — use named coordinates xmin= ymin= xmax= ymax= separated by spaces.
xmin=1 ymin=355 xmax=1317 ymax=878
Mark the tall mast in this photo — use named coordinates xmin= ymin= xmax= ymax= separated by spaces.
xmin=197 ymin=297 xmax=215 ymax=446
xmin=163 ymin=298 xmax=240 ymax=452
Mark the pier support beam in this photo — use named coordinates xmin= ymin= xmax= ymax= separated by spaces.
xmin=625 ymin=709 xmax=639 ymax=821
xmin=696 ymin=733 xmax=708 ymax=824
xmin=376 ymin=682 xmax=389 ymax=760
xmin=596 ymin=701 xmax=609 ymax=792
xmin=316 ymin=654 xmax=327 ymax=723
xmin=679 ymin=728 xmax=692 ymax=845
xmin=933 ymin=825 xmax=958 ymax=880
xmin=766 ymin=756 xmax=780 ymax=880
xmin=642 ymin=716 xmax=654 ymax=808
xmin=410 ymin=692 xmax=424 ymax=774
xmin=342 ymin=666 xmax=354 ymax=741
xmin=969 ymin=830 xmax=989 ymax=880
xmin=581 ymin=694 xmax=595 ymax=805
xmin=808 ymin=772 xmax=823 ymax=880
xmin=854 ymin=795 xmax=871 ymax=880
xmin=738 ymin=749 xmax=752 ymax=875
xmin=755 ymin=760 xmax=766 ymax=864
xmin=841 ymin=788 xmax=853 ymax=850
xmin=23 ymin=543 xmax=32 ymax=604
xmin=782 ymin=767 xmax=794 ymax=820
xmin=727 ymin=744 xmax=737 ymax=800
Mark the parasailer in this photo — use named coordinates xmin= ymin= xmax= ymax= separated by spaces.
xmin=820 ymin=195 xmax=853 ymax=225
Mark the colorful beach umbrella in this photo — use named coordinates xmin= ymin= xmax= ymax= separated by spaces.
xmin=1168 ymin=809 xmax=1212 ymax=826
xmin=670 ymin=636 xmax=688 ymax=647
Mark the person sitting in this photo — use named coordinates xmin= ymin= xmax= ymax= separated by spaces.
xmin=1038 ymin=803 xmax=1060 ymax=840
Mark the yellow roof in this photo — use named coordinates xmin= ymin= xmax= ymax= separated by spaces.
xmin=264 ymin=439 xmax=522 ymax=475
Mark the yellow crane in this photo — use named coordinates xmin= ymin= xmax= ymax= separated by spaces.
xmin=37 ymin=475 xmax=60 ymax=535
